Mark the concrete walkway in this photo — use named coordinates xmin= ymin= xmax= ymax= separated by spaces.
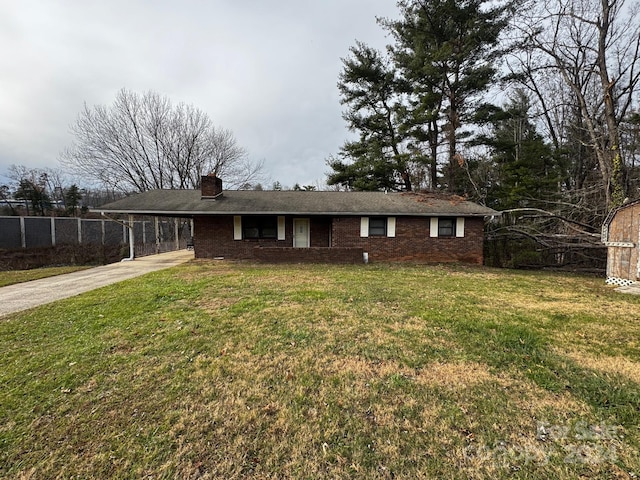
xmin=0 ymin=250 xmax=194 ymax=318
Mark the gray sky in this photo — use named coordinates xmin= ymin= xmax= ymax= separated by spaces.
xmin=0 ymin=0 xmax=399 ymax=189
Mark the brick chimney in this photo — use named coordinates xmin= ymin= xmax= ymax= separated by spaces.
xmin=201 ymin=174 xmax=223 ymax=198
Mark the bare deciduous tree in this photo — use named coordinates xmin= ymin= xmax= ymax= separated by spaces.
xmin=61 ymin=89 xmax=263 ymax=193
xmin=517 ymin=0 xmax=640 ymax=209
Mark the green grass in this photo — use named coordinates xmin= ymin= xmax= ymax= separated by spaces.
xmin=1 ymin=261 xmax=639 ymax=479
xmin=0 ymin=266 xmax=91 ymax=287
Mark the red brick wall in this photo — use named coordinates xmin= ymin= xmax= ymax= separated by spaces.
xmin=194 ymin=215 xmax=486 ymax=264
xmin=194 ymin=216 xmax=281 ymax=259
xmin=310 ymin=218 xmax=331 ymax=247
xmin=331 ymin=216 xmax=485 ymax=264
xmin=193 ymin=216 xmax=331 ymax=259
xmin=254 ymin=246 xmax=363 ymax=263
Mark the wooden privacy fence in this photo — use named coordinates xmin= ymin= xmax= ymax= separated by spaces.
xmin=0 ymin=216 xmax=193 ymax=256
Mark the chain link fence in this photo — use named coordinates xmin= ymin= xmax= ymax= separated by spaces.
xmin=0 ymin=215 xmax=192 ymax=257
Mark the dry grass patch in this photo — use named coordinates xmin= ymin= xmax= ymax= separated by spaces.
xmin=320 ymin=357 xmax=498 ymax=390
xmin=552 ymin=320 xmax=640 ymax=358
xmin=503 ymin=376 xmax=587 ymax=415
xmin=559 ymin=348 xmax=640 ymax=384
xmin=451 ymin=269 xmax=610 ymax=316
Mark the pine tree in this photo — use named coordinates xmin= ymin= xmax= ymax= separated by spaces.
xmin=483 ymin=91 xmax=558 ymax=210
xmin=64 ymin=184 xmax=82 ymax=216
xmin=385 ymin=0 xmax=514 ymax=194
xmin=328 ymin=0 xmax=515 ymax=194
xmin=328 ymin=42 xmax=413 ymax=191
xmin=14 ymin=179 xmax=52 ymax=216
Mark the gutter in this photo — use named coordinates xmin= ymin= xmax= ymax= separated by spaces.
xmin=101 ymin=212 xmax=135 ymax=261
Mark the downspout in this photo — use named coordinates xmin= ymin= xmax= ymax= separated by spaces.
xmin=101 ymin=212 xmax=135 ymax=261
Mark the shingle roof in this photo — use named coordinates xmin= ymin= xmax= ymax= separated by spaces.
xmin=95 ymin=189 xmax=499 ymax=217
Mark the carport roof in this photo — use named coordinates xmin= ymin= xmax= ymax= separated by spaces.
xmin=95 ymin=189 xmax=500 ymax=217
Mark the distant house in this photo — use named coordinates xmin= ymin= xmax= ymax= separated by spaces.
xmin=96 ymin=175 xmax=499 ymax=264
xmin=602 ymin=199 xmax=640 ymax=286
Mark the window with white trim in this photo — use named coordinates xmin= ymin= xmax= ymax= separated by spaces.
xmin=430 ymin=217 xmax=465 ymax=238
xmin=242 ymin=216 xmax=278 ymax=239
xmin=369 ymin=217 xmax=387 ymax=236
xmin=360 ymin=217 xmax=396 ymax=238
xmin=438 ymin=218 xmax=456 ymax=237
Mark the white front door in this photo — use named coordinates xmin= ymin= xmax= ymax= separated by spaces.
xmin=293 ymin=218 xmax=310 ymax=248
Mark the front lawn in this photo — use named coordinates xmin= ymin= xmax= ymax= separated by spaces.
xmin=1 ymin=262 xmax=639 ymax=479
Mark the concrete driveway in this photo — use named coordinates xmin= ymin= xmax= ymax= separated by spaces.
xmin=0 ymin=250 xmax=194 ymax=318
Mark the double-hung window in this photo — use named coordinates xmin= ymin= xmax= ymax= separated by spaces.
xmin=438 ymin=218 xmax=456 ymax=237
xmin=430 ymin=217 xmax=465 ymax=238
xmin=360 ymin=217 xmax=396 ymax=237
xmin=368 ymin=217 xmax=387 ymax=236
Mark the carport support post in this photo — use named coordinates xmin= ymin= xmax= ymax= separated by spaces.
xmin=122 ymin=215 xmax=135 ymax=262
xmin=155 ymin=217 xmax=160 ymax=254
xmin=174 ymin=218 xmax=180 ymax=250
xmin=20 ymin=217 xmax=26 ymax=248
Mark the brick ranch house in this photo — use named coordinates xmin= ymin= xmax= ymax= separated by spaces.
xmin=96 ymin=175 xmax=499 ymax=264
xmin=602 ymin=199 xmax=640 ymax=286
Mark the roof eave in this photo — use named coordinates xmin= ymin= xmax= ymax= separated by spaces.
xmin=94 ymin=208 xmax=499 ymax=217
xmin=95 ymin=209 xmax=197 ymax=216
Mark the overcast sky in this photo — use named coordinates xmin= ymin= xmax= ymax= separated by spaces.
xmin=0 ymin=0 xmax=400 ymax=189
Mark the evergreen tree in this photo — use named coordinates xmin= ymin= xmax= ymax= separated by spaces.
xmin=14 ymin=178 xmax=52 ymax=216
xmin=64 ymin=184 xmax=82 ymax=216
xmin=0 ymin=185 xmax=18 ymax=215
xmin=482 ymin=91 xmax=558 ymax=210
xmin=328 ymin=0 xmax=515 ymax=194
xmin=385 ymin=0 xmax=514 ymax=194
xmin=328 ymin=42 xmax=413 ymax=191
